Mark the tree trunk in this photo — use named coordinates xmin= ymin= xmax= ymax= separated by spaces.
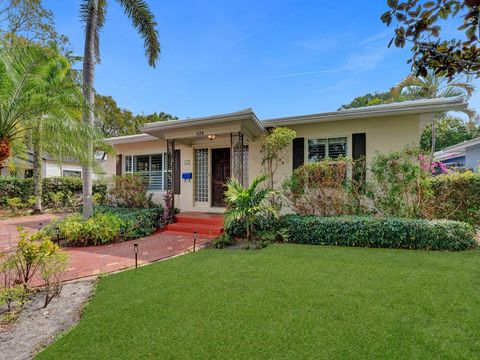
xmin=32 ymin=121 xmax=43 ymax=214
xmin=81 ymin=0 xmax=99 ymax=219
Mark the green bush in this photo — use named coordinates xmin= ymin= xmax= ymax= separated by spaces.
xmin=43 ymin=205 xmax=165 ymax=246
xmin=280 ymin=214 xmax=477 ymax=251
xmin=225 ymin=216 xmax=279 ymax=239
xmin=50 ymin=213 xmax=125 ymax=246
xmin=369 ymin=147 xmax=430 ymax=218
xmin=106 ymin=175 xmax=153 ymax=208
xmin=0 ymin=176 xmax=107 ymax=208
xmin=94 ymin=205 xmax=164 ymax=238
xmin=427 ymin=171 xmax=480 ymax=226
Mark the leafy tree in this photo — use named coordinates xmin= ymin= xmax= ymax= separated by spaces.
xmin=80 ymin=0 xmax=160 ymax=218
xmin=94 ymin=95 xmax=134 ymax=137
xmin=224 ymin=175 xmax=278 ymax=242
xmin=420 ymin=115 xmax=480 ymax=151
xmin=0 ymin=0 xmax=69 ymax=49
xmin=381 ymin=0 xmax=480 ymax=79
xmin=95 ymin=94 xmax=177 ymax=137
xmin=339 ymin=91 xmax=395 ymax=110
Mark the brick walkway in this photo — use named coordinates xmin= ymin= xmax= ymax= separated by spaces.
xmin=0 ymin=214 xmax=214 ymax=283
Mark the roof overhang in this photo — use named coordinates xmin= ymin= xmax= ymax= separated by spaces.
xmin=435 ymin=150 xmax=466 ymax=161
xmin=142 ymin=109 xmax=267 ymax=142
xmin=105 ymin=133 xmax=158 ymax=145
xmin=435 ymin=136 xmax=480 ymax=156
xmin=262 ymin=96 xmax=468 ymax=127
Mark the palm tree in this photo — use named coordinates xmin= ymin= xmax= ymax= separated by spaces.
xmin=0 ymin=43 xmax=106 ymax=213
xmin=224 ymin=175 xmax=278 ymax=242
xmin=393 ymin=73 xmax=475 ymax=164
xmin=0 ymin=45 xmax=46 ymax=166
xmin=80 ymin=0 xmax=160 ymax=218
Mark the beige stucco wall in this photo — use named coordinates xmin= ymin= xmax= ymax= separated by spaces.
xmin=103 ymin=114 xmax=421 ymax=212
xmin=249 ymin=114 xmax=422 ymax=190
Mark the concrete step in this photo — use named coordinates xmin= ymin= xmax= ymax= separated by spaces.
xmin=165 ymin=222 xmax=223 ymax=236
xmin=175 ymin=213 xmax=224 ymax=227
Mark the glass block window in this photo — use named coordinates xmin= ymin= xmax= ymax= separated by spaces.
xmin=195 ymin=149 xmax=209 ymax=202
xmin=308 ymin=137 xmax=347 ymax=162
xmin=124 ymin=153 xmax=168 ymax=190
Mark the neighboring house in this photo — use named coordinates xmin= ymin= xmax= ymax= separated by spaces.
xmin=0 ymin=152 xmax=100 ymax=179
xmin=435 ymin=136 xmax=480 ymax=172
xmin=102 ymin=96 xmax=467 ymax=213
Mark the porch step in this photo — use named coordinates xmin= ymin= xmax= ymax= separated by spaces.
xmin=165 ymin=222 xmax=223 ymax=236
xmin=175 ymin=213 xmax=224 ymax=227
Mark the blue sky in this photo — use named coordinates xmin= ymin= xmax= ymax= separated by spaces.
xmin=44 ymin=1 xmax=478 ymax=119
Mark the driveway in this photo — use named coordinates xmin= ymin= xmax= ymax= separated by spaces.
xmin=0 ymin=214 xmax=214 ymax=283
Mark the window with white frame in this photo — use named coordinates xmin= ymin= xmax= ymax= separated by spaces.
xmin=308 ymin=137 xmax=347 ymax=162
xmin=124 ymin=154 xmax=169 ymax=191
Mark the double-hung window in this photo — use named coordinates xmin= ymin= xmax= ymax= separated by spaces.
xmin=124 ymin=154 xmax=169 ymax=191
xmin=308 ymin=137 xmax=347 ymax=162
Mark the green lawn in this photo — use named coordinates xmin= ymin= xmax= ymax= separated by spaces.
xmin=37 ymin=244 xmax=480 ymax=360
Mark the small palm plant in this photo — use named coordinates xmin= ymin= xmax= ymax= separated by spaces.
xmin=224 ymin=175 xmax=278 ymax=242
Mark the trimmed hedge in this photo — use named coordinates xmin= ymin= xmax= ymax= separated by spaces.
xmin=428 ymin=172 xmax=480 ymax=226
xmin=93 ymin=205 xmax=164 ymax=239
xmin=0 ymin=176 xmax=107 ymax=206
xmin=225 ymin=216 xmax=278 ymax=239
xmin=280 ymin=214 xmax=477 ymax=251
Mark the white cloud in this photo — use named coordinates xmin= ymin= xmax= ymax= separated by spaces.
xmin=357 ymin=29 xmax=391 ymax=46
xmin=260 ymin=44 xmax=387 ymax=80
xmin=293 ymin=35 xmax=338 ymax=51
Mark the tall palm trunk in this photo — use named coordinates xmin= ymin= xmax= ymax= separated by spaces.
xmin=81 ymin=0 xmax=98 ymax=219
xmin=32 ymin=120 xmax=43 ymax=214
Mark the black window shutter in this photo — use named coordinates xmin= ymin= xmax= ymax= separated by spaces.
xmin=116 ymin=155 xmax=122 ymax=176
xmin=292 ymin=137 xmax=305 ymax=170
xmin=352 ymin=133 xmax=366 ymax=159
xmin=352 ymin=133 xmax=366 ymax=190
xmin=174 ymin=149 xmax=181 ymax=194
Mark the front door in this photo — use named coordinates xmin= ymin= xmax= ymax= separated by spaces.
xmin=211 ymin=148 xmax=230 ymax=207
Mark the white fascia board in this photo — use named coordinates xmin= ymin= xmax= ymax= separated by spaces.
xmin=105 ymin=134 xmax=158 ymax=144
xmin=436 ymin=136 xmax=480 ymax=154
xmin=142 ymin=110 xmax=266 ymax=136
xmin=262 ymin=96 xmax=467 ymax=127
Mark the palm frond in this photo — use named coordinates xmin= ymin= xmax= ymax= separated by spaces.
xmin=116 ymin=0 xmax=160 ymax=67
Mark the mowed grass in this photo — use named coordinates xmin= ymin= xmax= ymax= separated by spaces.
xmin=37 ymin=244 xmax=480 ymax=360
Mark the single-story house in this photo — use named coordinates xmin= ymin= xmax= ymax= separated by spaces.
xmin=435 ymin=136 xmax=480 ymax=172
xmin=1 ymin=152 xmax=103 ymax=179
xmin=102 ymin=96 xmax=467 ymax=213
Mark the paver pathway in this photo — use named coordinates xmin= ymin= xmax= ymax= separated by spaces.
xmin=0 ymin=214 xmax=214 ymax=283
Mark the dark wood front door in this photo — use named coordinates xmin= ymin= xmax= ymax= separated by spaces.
xmin=211 ymin=148 xmax=230 ymax=207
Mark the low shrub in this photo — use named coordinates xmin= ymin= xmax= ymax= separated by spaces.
xmin=282 ymin=158 xmax=367 ymax=216
xmin=1 ymin=228 xmax=68 ymax=317
xmin=280 ymin=214 xmax=477 ymax=251
xmin=106 ymin=175 xmax=154 ymax=208
xmin=225 ymin=216 xmax=279 ymax=239
xmin=50 ymin=213 xmax=125 ymax=246
xmin=43 ymin=205 xmax=165 ymax=246
xmin=94 ymin=205 xmax=164 ymax=238
xmin=210 ymin=234 xmax=236 ymax=249
xmin=6 ymin=196 xmax=34 ymax=215
xmin=427 ymin=171 xmax=480 ymax=226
